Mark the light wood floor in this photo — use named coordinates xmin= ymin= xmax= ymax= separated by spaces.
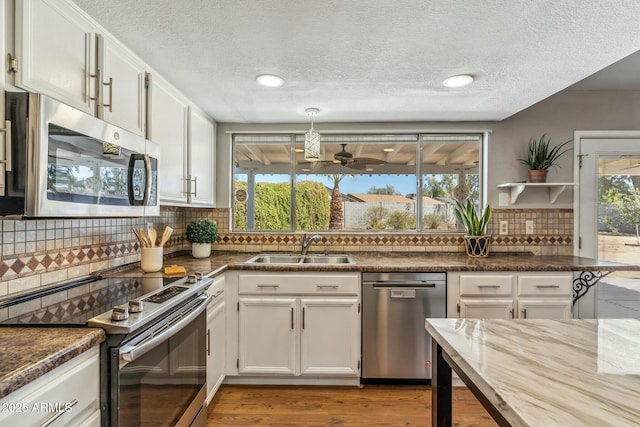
xmin=207 ymin=385 xmax=498 ymax=426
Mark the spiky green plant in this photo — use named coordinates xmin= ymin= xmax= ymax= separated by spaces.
xmin=519 ymin=134 xmax=572 ymax=170
xmin=453 ymin=199 xmax=492 ymax=236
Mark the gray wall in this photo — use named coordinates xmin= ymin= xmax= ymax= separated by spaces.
xmin=216 ymin=90 xmax=640 ymax=210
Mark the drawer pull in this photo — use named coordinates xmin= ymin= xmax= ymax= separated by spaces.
xmin=536 ymin=284 xmax=560 ymax=288
xmin=477 ymin=285 xmax=501 ymax=288
xmin=317 ymin=285 xmax=339 ymax=289
xmin=39 ymin=399 xmax=78 ymax=427
xmin=257 ymin=284 xmax=279 ymax=288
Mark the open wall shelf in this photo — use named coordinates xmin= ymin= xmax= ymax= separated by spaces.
xmin=497 ymin=182 xmax=575 ymax=204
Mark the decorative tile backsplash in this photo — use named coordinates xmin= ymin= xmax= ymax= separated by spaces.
xmin=0 ymin=207 xmax=573 ymax=297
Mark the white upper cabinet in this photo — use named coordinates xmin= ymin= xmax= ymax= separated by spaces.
xmin=14 ymin=0 xmax=147 ymax=136
xmin=15 ymin=0 xmax=96 ymax=114
xmin=188 ymin=106 xmax=216 ymax=207
xmin=97 ymin=34 xmax=147 ymax=136
xmin=148 ymin=73 xmax=189 ymax=205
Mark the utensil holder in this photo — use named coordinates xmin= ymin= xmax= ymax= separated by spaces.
xmin=141 ymin=247 xmax=163 ymax=272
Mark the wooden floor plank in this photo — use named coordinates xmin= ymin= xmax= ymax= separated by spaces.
xmin=207 ymin=385 xmax=498 ymax=427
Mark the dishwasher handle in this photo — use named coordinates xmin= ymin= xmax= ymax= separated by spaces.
xmin=368 ymin=281 xmax=441 ymax=288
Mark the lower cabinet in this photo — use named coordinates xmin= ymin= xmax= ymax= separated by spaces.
xmin=456 ymin=272 xmax=573 ymax=319
xmin=0 ymin=346 xmax=100 ymax=427
xmin=206 ymin=275 xmax=226 ymax=404
xmin=234 ymin=272 xmax=361 ymax=379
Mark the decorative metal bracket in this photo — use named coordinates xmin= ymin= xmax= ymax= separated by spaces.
xmin=573 ymin=271 xmax=611 ymax=306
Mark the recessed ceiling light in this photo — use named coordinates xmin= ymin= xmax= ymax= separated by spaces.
xmin=383 ymin=148 xmax=394 ymax=152
xmin=256 ymin=74 xmax=284 ymax=87
xmin=443 ymin=74 xmax=474 ymax=88
xmin=301 ymin=168 xmax=310 ymax=172
xmin=295 ymin=148 xmax=304 ymax=153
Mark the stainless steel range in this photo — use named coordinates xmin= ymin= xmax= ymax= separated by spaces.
xmin=0 ymin=273 xmax=213 ymax=427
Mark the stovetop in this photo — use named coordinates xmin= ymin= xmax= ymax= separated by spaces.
xmin=0 ymin=274 xmax=212 ymax=335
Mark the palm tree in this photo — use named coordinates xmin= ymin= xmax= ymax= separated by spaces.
xmin=329 ymin=174 xmax=345 ymax=229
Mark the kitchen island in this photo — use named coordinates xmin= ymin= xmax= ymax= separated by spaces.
xmin=425 ymin=318 xmax=640 ymax=427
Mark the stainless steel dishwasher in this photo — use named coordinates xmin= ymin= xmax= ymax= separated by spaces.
xmin=362 ymin=272 xmax=446 ymax=384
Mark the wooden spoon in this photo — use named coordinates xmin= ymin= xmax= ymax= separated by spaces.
xmin=132 ymin=227 xmax=146 ymax=248
xmin=148 ymin=227 xmax=157 ymax=248
xmin=138 ymin=229 xmax=151 ymax=248
xmin=158 ymin=226 xmax=174 ymax=247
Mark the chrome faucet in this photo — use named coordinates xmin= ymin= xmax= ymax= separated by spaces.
xmin=301 ymin=234 xmax=323 ymax=255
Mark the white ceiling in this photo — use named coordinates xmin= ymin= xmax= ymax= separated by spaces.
xmin=71 ymin=0 xmax=640 ymax=124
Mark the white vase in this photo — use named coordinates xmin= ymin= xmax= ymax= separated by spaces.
xmin=191 ymin=243 xmax=211 ymax=258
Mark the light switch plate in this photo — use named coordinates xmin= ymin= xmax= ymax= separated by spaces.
xmin=499 ymin=221 xmax=508 ymax=235
xmin=526 ymin=220 xmax=534 ymax=234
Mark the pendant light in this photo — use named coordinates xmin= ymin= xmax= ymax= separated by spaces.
xmin=304 ymin=108 xmax=321 ymax=161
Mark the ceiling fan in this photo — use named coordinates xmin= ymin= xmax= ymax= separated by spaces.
xmin=620 ymin=162 xmax=640 ymax=171
xmin=298 ymin=144 xmax=386 ymax=171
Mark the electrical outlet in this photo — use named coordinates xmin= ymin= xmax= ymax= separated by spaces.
xmin=147 ymin=222 xmax=153 ymax=230
xmin=526 ymin=220 xmax=534 ymax=234
xmin=499 ymin=221 xmax=508 ymax=235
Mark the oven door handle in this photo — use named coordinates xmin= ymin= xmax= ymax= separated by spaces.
xmin=120 ymin=295 xmax=212 ymax=363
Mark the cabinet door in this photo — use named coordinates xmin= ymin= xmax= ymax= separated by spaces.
xmin=15 ymin=0 xmax=96 ymax=113
xmin=518 ymin=299 xmax=572 ymax=319
xmin=300 ymin=298 xmax=360 ymax=376
xmin=188 ymin=107 xmax=215 ymax=207
xmin=206 ymin=299 xmax=226 ymax=403
xmin=459 ymin=299 xmax=514 ymax=319
xmin=148 ymin=74 xmax=189 ymax=205
xmin=238 ymin=297 xmax=297 ymax=375
xmin=1 ymin=1 xmax=6 ymax=197
xmin=98 ymin=34 xmax=146 ymax=136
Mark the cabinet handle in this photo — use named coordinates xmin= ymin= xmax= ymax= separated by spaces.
xmin=184 ymin=176 xmax=191 ymax=196
xmin=39 ymin=399 xmax=78 ymax=427
xmin=103 ymin=77 xmax=113 ymax=112
xmin=257 ymin=284 xmax=279 ymax=288
xmin=0 ymin=120 xmax=12 ymax=173
xmin=191 ymin=176 xmax=198 ymax=197
xmin=206 ymin=329 xmax=211 ymax=356
xmin=478 ymin=285 xmax=500 ymax=288
xmin=509 ymin=309 xmax=514 ymax=319
xmin=522 ymin=308 xmax=527 ymax=318
xmin=536 ymin=284 xmax=560 ymax=288
xmin=317 ymin=285 xmax=339 ymax=289
xmin=85 ymin=33 xmax=92 ymax=105
xmin=291 ymin=307 xmax=294 ymax=330
xmin=302 ymin=307 xmax=305 ymax=329
xmin=89 ymin=68 xmax=101 ymax=103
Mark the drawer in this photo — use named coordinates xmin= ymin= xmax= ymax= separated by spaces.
xmin=0 ymin=346 xmax=99 ymax=427
xmin=518 ymin=273 xmax=572 ymax=296
xmin=207 ymin=275 xmax=225 ymax=302
xmin=239 ymin=273 xmax=359 ymax=295
xmin=459 ymin=274 xmax=514 ymax=296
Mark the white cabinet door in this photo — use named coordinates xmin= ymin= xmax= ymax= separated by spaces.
xmin=518 ymin=299 xmax=572 ymax=319
xmin=206 ymin=299 xmax=226 ymax=403
xmin=238 ymin=297 xmax=297 ymax=375
xmin=15 ymin=0 xmax=95 ymax=114
xmin=459 ymin=299 xmax=514 ymax=319
xmin=148 ymin=74 xmax=189 ymax=205
xmin=1 ymin=0 xmax=6 ymax=197
xmin=300 ymin=298 xmax=360 ymax=376
xmin=98 ymin=34 xmax=146 ymax=136
xmin=188 ymin=107 xmax=215 ymax=207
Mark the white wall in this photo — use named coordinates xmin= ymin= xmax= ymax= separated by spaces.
xmin=216 ymin=90 xmax=640 ymax=209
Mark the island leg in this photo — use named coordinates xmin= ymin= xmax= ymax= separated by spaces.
xmin=432 ymin=337 xmax=452 ymax=427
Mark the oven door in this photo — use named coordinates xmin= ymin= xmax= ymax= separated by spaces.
xmin=110 ymin=295 xmax=211 ymax=427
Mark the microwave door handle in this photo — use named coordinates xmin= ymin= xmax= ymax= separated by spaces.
xmin=1 ymin=120 xmax=11 ymax=171
xmin=120 ymin=295 xmax=212 ymax=364
xmin=127 ymin=153 xmax=150 ymax=206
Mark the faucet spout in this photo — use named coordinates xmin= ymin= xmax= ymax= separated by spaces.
xmin=301 ymin=234 xmax=323 ymax=255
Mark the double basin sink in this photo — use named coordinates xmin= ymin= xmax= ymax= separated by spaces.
xmin=245 ymin=254 xmax=354 ymax=265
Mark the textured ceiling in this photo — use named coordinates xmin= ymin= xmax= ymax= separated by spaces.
xmin=71 ymin=0 xmax=640 ymax=123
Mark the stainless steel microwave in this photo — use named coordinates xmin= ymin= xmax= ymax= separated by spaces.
xmin=1 ymin=92 xmax=159 ymax=217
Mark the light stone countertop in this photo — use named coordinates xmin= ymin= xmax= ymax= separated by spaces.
xmin=425 ymin=318 xmax=640 ymax=427
xmin=0 ymin=328 xmax=105 ymax=399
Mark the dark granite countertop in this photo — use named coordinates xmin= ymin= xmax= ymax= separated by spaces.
xmin=0 ymin=328 xmax=105 ymax=399
xmin=104 ymin=251 xmax=640 ymax=277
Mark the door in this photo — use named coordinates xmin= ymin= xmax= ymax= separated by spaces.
xmin=206 ymin=299 xmax=225 ymax=403
xmin=517 ymin=299 xmax=571 ymax=319
xmin=459 ymin=299 xmax=514 ymax=319
xmin=576 ymin=131 xmax=640 ymax=319
xmin=15 ymin=0 xmax=96 ymax=114
xmin=98 ymin=34 xmax=147 ymax=136
xmin=238 ymin=297 xmax=297 ymax=375
xmin=188 ymin=107 xmax=215 ymax=206
xmin=300 ymin=298 xmax=359 ymax=376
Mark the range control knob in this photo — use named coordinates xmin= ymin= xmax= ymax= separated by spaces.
xmin=186 ymin=274 xmax=197 ymax=284
xmin=128 ymin=300 xmax=143 ymax=313
xmin=111 ymin=305 xmax=129 ymax=321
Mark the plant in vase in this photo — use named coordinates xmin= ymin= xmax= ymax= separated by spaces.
xmin=519 ymin=134 xmax=572 ymax=183
xmin=454 ymin=199 xmax=492 ymax=257
xmin=186 ymin=219 xmax=218 ymax=258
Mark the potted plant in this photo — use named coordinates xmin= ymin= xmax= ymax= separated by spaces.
xmin=186 ymin=219 xmax=218 ymax=258
xmin=454 ymin=199 xmax=492 ymax=257
xmin=519 ymin=134 xmax=572 ymax=183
